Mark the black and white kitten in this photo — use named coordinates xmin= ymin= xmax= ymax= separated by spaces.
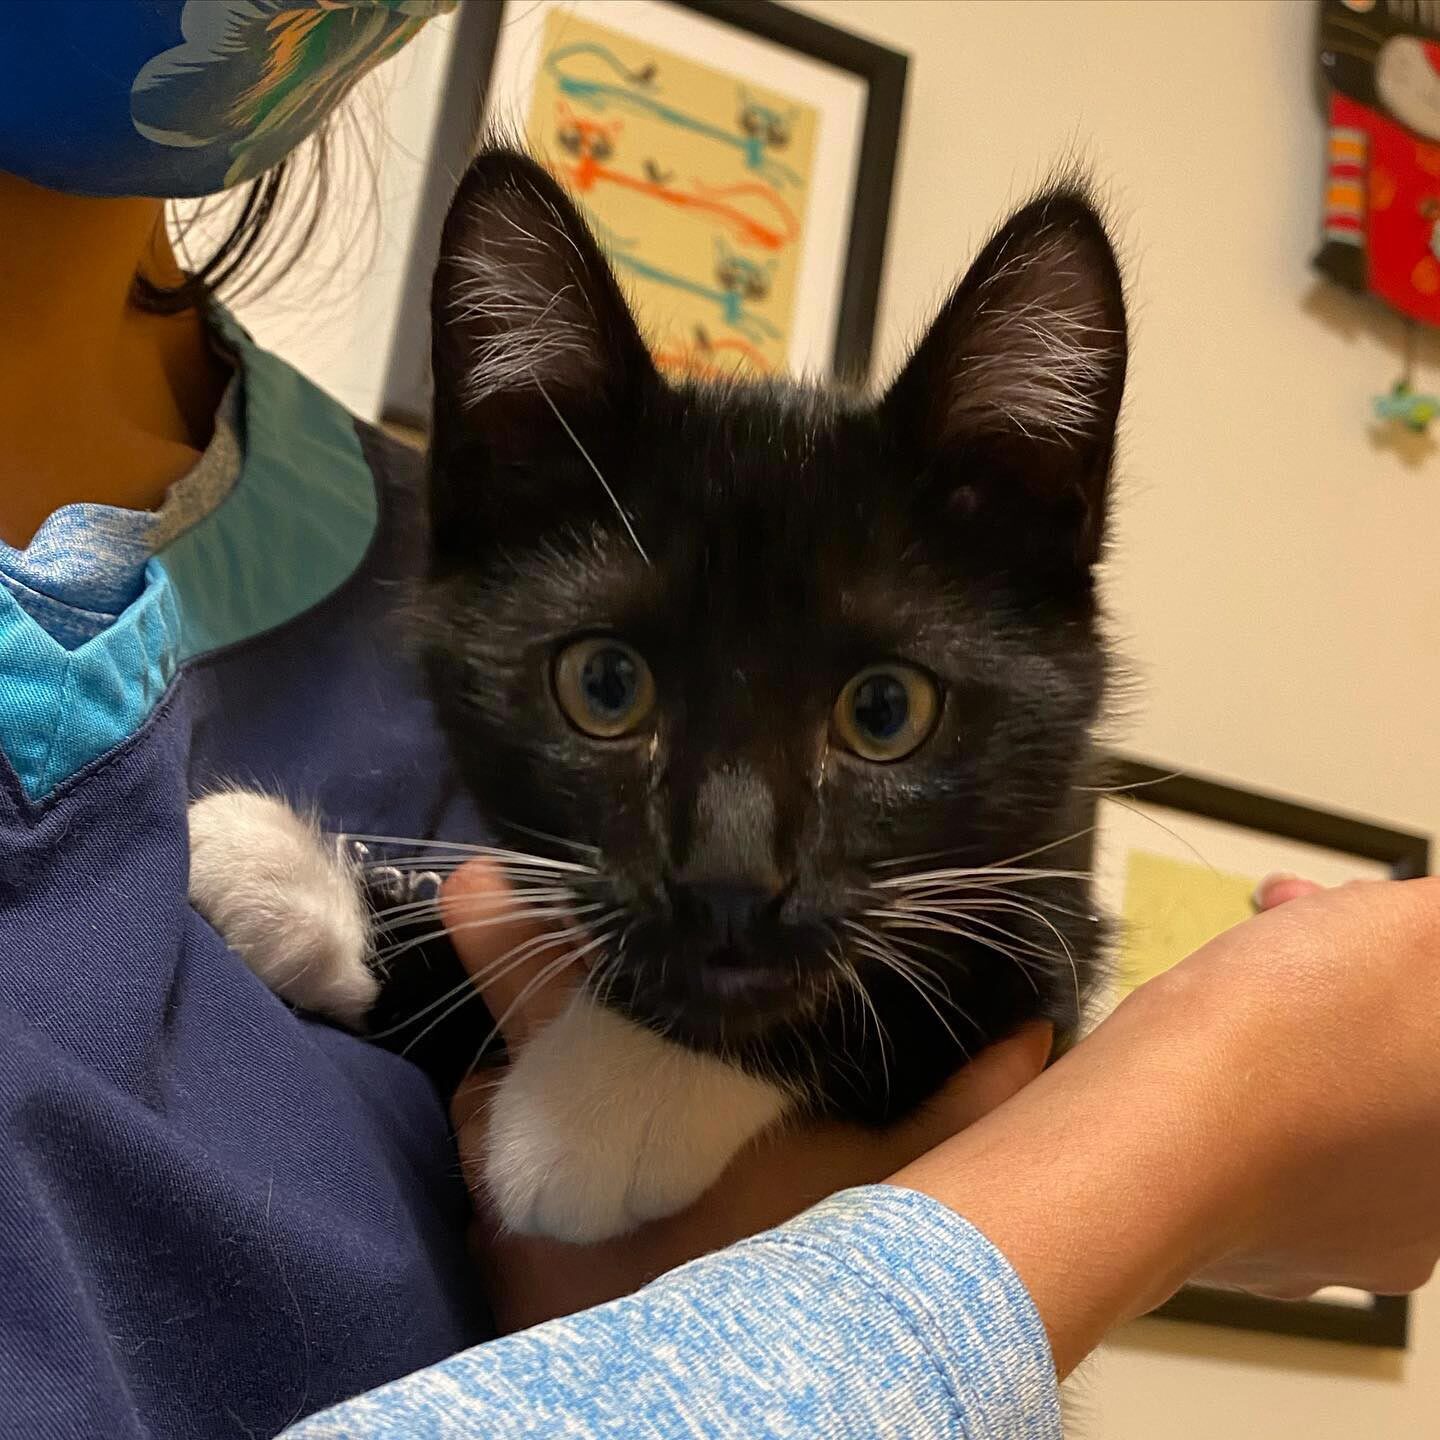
xmin=190 ymin=146 xmax=1126 ymax=1244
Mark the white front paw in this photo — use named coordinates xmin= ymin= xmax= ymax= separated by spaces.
xmin=188 ymin=789 xmax=378 ymax=1029
xmin=484 ymin=993 xmax=790 ymax=1242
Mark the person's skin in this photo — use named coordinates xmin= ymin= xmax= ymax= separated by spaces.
xmin=0 ymin=171 xmax=227 ymax=547
xmin=446 ymin=864 xmax=1440 ymax=1377
xmin=902 ymin=873 xmax=1440 ymax=1374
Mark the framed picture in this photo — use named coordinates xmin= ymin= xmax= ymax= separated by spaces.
xmin=381 ymin=0 xmax=908 ymax=430
xmin=1093 ymin=757 xmax=1429 ymax=1350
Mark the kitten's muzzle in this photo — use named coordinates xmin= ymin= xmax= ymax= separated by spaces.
xmin=611 ymin=878 xmax=825 ymax=1041
xmin=667 ymin=879 xmax=785 ymax=947
xmin=667 ymin=879 xmax=798 ymax=1017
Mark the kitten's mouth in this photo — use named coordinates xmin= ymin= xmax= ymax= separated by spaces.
xmin=687 ymin=947 xmax=798 ymax=1008
xmin=602 ymin=925 xmax=829 ymax=1045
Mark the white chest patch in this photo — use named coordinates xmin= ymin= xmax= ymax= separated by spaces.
xmin=485 ymin=992 xmax=791 ymax=1243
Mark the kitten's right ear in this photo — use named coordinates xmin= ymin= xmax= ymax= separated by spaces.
xmin=428 ymin=148 xmax=656 ymax=536
xmin=880 ymin=183 xmax=1127 ymax=574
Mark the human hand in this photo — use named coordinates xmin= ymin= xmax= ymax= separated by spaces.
xmin=1252 ymin=871 xmax=1325 ymax=910
xmin=893 ymin=873 xmax=1440 ymax=1375
xmin=1191 ymin=872 xmax=1440 ymax=1298
xmin=440 ymin=859 xmax=1054 ymax=1333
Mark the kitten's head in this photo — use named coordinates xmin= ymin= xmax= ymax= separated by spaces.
xmin=422 ymin=148 xmax=1125 ymax=1101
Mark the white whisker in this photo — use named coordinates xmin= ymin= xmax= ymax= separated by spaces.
xmin=370 ymin=888 xmax=577 ymax=927
xmin=873 ymin=865 xmax=1087 ymax=892
xmin=844 ymin=922 xmax=971 ymax=1051
xmin=344 ymin=833 xmax=596 ymax=873
xmin=871 ymin=825 xmax=1095 ymax=874
xmin=837 ymin=954 xmax=891 ymax=1098
xmin=475 ymin=923 xmax=620 ymax=1057
xmin=373 ymin=903 xmax=601 ymax=971
xmin=533 ymin=376 xmax=650 ymax=567
xmin=397 ymin=920 xmax=602 ymax=1058
xmin=870 ymin=911 xmax=1046 ymax=998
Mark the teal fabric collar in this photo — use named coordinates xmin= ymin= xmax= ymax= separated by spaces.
xmin=160 ymin=311 xmax=379 ymax=661
xmin=0 ymin=316 xmax=379 ymax=803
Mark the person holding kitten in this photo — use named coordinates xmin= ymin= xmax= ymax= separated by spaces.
xmin=1 ymin=6 xmax=1438 ymax=1439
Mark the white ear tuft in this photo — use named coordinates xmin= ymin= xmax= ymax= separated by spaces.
xmin=447 ymin=192 xmax=606 ymax=407
xmin=880 ymin=184 xmax=1127 ymax=569
xmin=431 ymin=150 xmax=655 ymax=430
xmin=947 ymin=225 xmax=1123 ymax=443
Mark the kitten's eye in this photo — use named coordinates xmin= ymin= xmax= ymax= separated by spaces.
xmin=553 ymin=638 xmax=655 ymax=739
xmin=832 ymin=664 xmax=939 ymax=762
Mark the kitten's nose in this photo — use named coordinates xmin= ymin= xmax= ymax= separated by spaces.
xmin=672 ymin=881 xmax=780 ymax=945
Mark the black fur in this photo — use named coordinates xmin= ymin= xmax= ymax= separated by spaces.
xmin=418 ymin=148 xmax=1126 ymax=1124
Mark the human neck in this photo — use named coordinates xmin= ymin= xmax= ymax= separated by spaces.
xmin=0 ymin=173 xmax=228 ymax=547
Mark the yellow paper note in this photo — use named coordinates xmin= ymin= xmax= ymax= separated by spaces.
xmin=1118 ymin=851 xmax=1256 ymax=992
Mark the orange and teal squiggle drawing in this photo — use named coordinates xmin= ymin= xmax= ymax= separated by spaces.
xmin=556 ymin=111 xmax=799 ymax=251
xmin=587 ymin=216 xmax=781 ymax=344
xmin=613 ymin=247 xmax=781 ymax=344
xmin=545 ymin=42 xmax=801 ymax=188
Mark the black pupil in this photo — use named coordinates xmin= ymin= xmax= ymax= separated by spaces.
xmin=582 ymin=647 xmax=637 ymax=718
xmin=853 ymin=673 xmax=908 ymax=741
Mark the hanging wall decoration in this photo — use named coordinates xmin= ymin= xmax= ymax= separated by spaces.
xmin=1316 ymin=0 xmax=1440 ymax=434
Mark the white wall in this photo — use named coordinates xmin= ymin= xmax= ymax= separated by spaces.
xmin=231 ymin=2 xmax=1440 ymax=1433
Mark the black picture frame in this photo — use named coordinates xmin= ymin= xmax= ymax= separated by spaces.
xmin=380 ymin=0 xmax=908 ymax=431
xmin=1100 ymin=756 xmax=1428 ymax=1351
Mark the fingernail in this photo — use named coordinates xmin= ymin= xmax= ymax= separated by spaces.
xmin=1252 ymin=872 xmax=1299 ymax=910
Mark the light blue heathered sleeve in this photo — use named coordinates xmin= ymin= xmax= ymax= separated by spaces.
xmin=280 ymin=1185 xmax=1061 ymax=1439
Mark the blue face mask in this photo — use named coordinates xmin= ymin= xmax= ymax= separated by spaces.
xmin=0 ymin=1 xmax=453 ymax=199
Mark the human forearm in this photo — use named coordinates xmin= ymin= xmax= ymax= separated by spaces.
xmin=898 ymin=878 xmax=1440 ymax=1376
xmin=282 ymin=1186 xmax=1061 ymax=1439
xmin=892 ymin=979 xmax=1230 ymax=1377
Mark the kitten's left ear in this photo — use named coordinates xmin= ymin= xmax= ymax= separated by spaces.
xmin=428 ymin=147 xmax=657 ymax=549
xmin=881 ymin=184 xmax=1127 ymax=571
